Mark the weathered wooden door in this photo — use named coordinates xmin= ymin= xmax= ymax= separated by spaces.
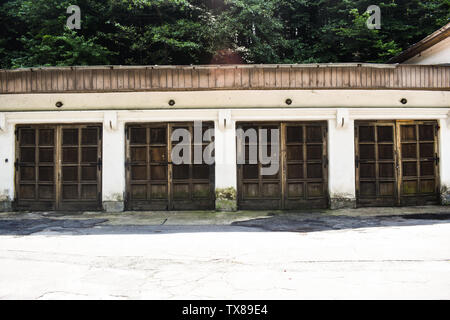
xmin=397 ymin=121 xmax=440 ymax=205
xmin=237 ymin=122 xmax=328 ymax=210
xmin=355 ymin=120 xmax=439 ymax=207
xmin=237 ymin=123 xmax=282 ymax=209
xmin=355 ymin=121 xmax=398 ymax=206
xmin=15 ymin=124 xmax=102 ymax=211
xmin=283 ymin=122 xmax=328 ymax=209
xmin=125 ymin=122 xmax=215 ymax=210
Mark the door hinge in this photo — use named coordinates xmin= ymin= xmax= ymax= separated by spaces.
xmin=435 ymin=125 xmax=440 ymax=136
xmin=14 ymin=129 xmax=19 ymax=141
xmin=97 ymin=158 xmax=102 ymax=170
xmin=323 ymin=156 xmax=328 ymax=168
xmin=355 ymin=155 xmax=359 ymax=168
xmin=14 ymin=159 xmax=19 ymax=171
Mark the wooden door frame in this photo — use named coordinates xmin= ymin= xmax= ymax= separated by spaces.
xmin=14 ymin=123 xmax=102 ymax=211
xmin=236 ymin=122 xmax=283 ymax=210
xmin=125 ymin=122 xmax=215 ymax=211
xmin=395 ymin=120 xmax=440 ymax=206
xmin=236 ymin=121 xmax=329 ymax=210
xmin=14 ymin=124 xmax=58 ymax=211
xmin=354 ymin=120 xmax=399 ymax=207
xmin=355 ymin=120 xmax=440 ymax=207
xmin=282 ymin=121 xmax=329 ymax=210
xmin=125 ymin=122 xmax=170 ymax=210
xmin=56 ymin=124 xmax=103 ymax=211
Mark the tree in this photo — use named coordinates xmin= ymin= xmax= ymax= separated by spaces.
xmin=100 ymin=0 xmax=217 ymax=65
xmin=213 ymin=0 xmax=288 ymax=63
xmin=0 ymin=0 xmax=448 ymax=68
xmin=0 ymin=0 xmax=112 ymax=68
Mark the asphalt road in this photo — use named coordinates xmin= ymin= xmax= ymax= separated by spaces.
xmin=0 ymin=213 xmax=449 ymax=299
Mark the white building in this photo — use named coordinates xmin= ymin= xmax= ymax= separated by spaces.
xmin=389 ymin=22 xmax=449 ymax=65
xmin=0 ymin=25 xmax=449 ymax=212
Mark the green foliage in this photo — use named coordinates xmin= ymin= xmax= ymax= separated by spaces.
xmin=11 ymin=30 xmax=113 ymax=68
xmin=0 ymin=0 xmax=448 ymax=68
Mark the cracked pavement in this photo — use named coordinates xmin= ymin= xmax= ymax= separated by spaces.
xmin=0 ymin=207 xmax=449 ymax=299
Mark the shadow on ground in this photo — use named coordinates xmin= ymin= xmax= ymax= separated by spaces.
xmin=1 ymin=212 xmax=450 ymax=235
xmin=0 ymin=218 xmax=108 ymax=235
xmin=230 ymin=213 xmax=450 ymax=232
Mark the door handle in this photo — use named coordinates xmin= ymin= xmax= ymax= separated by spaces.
xmin=434 ymin=153 xmax=440 ymax=165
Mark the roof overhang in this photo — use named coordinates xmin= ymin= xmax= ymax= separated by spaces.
xmin=0 ymin=64 xmax=448 ymax=94
xmin=388 ymin=23 xmax=450 ymax=64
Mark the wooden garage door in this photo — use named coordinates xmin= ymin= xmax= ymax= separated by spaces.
xmin=355 ymin=120 xmax=439 ymax=207
xmin=237 ymin=123 xmax=282 ymax=209
xmin=283 ymin=122 xmax=328 ymax=209
xmin=398 ymin=121 xmax=440 ymax=206
xmin=15 ymin=124 xmax=102 ymax=211
xmin=125 ymin=123 xmax=215 ymax=210
xmin=237 ymin=122 xmax=328 ymax=210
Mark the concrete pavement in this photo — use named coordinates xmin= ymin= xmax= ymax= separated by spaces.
xmin=0 ymin=207 xmax=449 ymax=299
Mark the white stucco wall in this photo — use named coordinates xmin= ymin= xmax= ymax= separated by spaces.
xmin=439 ymin=117 xmax=450 ymax=190
xmin=214 ymin=119 xmax=237 ymax=190
xmin=1 ymin=90 xmax=449 ymax=111
xmin=102 ymin=120 xmax=125 ymax=209
xmin=0 ymin=123 xmax=15 ymax=204
xmin=0 ymin=89 xmax=448 ymax=210
xmin=405 ymin=37 xmax=450 ymax=64
xmin=328 ymin=117 xmax=356 ymax=203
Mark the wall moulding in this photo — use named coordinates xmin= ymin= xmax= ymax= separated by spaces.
xmin=0 ymin=90 xmax=449 ymax=112
xmin=1 ymin=108 xmax=449 ymax=126
xmin=0 ymin=113 xmax=6 ymax=132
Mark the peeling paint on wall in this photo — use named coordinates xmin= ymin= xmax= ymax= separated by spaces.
xmin=0 ymin=189 xmax=11 ymax=201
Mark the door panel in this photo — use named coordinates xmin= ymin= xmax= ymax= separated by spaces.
xmin=397 ymin=121 xmax=440 ymax=206
xmin=16 ymin=126 xmax=57 ymax=210
xmin=125 ymin=122 xmax=215 ymax=210
xmin=237 ymin=123 xmax=282 ymax=209
xmin=355 ymin=120 xmax=439 ymax=207
xmin=237 ymin=122 xmax=328 ymax=210
xmin=127 ymin=124 xmax=169 ymax=210
xmin=59 ymin=125 xmax=102 ymax=210
xmin=284 ymin=123 xmax=328 ymax=209
xmin=15 ymin=124 xmax=102 ymax=211
xmin=355 ymin=122 xmax=398 ymax=206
